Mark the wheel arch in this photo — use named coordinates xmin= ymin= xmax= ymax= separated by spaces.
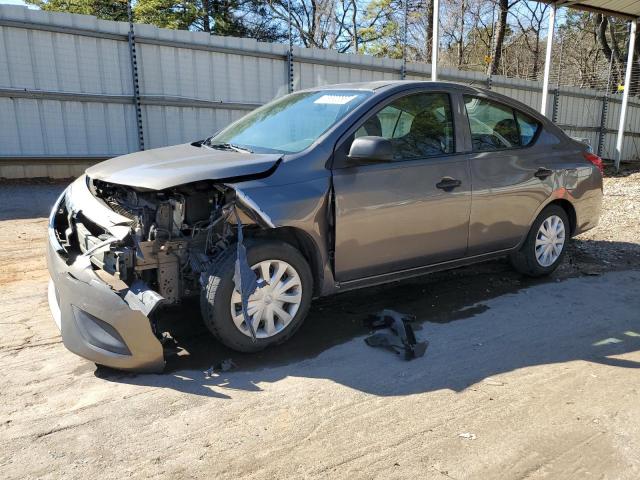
xmin=546 ymin=198 xmax=577 ymax=236
xmin=515 ymin=196 xmax=578 ymax=251
xmin=249 ymin=226 xmax=324 ymax=297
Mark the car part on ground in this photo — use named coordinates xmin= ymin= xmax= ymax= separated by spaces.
xmin=364 ymin=310 xmax=428 ymax=360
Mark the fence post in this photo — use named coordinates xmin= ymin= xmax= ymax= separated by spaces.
xmin=401 ymin=0 xmax=408 ymax=79
xmin=286 ymin=0 xmax=294 ymax=93
xmin=597 ymin=55 xmax=614 ymax=157
xmin=551 ymin=36 xmax=563 ymax=124
xmin=551 ymin=89 xmax=560 ymax=124
xmin=127 ymin=0 xmax=144 ymax=150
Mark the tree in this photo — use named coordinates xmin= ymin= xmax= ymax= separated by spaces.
xmin=133 ymin=0 xmax=197 ymax=30
xmin=25 ymin=0 xmax=129 ymax=21
xmin=512 ymin=0 xmax=548 ymax=78
xmin=358 ymin=0 xmax=403 ymax=57
xmin=133 ymin=0 xmax=286 ymax=40
xmin=487 ymin=0 xmax=514 ymax=75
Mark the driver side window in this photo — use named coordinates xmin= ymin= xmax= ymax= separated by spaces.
xmin=353 ymin=92 xmax=454 ymax=161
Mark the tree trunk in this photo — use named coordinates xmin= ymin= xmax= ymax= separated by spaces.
xmin=532 ymin=30 xmax=540 ymax=78
xmin=351 ymin=0 xmax=358 ymax=52
xmin=457 ymin=0 xmax=465 ymax=67
xmin=202 ymin=0 xmax=211 ymax=32
xmin=487 ymin=0 xmax=508 ymax=76
xmin=426 ymin=0 xmax=434 ymax=60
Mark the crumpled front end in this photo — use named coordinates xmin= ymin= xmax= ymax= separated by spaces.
xmin=47 ymin=178 xmax=167 ymax=372
xmin=47 ymin=173 xmax=273 ymax=372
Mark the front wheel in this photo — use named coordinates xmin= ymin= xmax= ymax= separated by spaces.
xmin=509 ymin=204 xmax=570 ymax=277
xmin=200 ymin=240 xmax=313 ymax=352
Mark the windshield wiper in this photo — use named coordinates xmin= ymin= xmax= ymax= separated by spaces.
xmin=205 ymin=141 xmax=253 ymax=154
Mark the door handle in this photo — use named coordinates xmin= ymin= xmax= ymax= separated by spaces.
xmin=534 ymin=167 xmax=553 ymax=180
xmin=436 ymin=177 xmax=462 ymax=191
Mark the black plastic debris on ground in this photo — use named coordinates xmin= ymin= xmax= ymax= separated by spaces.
xmin=204 ymin=358 xmax=237 ymax=378
xmin=364 ymin=309 xmax=428 ymax=360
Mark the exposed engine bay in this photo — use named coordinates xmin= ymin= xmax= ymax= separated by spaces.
xmin=53 ymin=176 xmax=264 ymax=306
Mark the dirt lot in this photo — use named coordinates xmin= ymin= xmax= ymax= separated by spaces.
xmin=1 ymin=169 xmax=640 ymax=479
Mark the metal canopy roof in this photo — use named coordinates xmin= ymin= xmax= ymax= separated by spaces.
xmin=542 ymin=0 xmax=640 ymax=20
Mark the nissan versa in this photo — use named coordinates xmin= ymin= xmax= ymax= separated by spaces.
xmin=47 ymin=81 xmax=603 ymax=372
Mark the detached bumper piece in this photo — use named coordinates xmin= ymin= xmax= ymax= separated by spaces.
xmin=364 ymin=309 xmax=428 ymax=360
xmin=47 ymin=188 xmax=166 ymax=373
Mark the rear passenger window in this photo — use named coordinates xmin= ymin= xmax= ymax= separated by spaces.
xmin=515 ymin=110 xmax=540 ymax=146
xmin=464 ymin=96 xmax=520 ymax=152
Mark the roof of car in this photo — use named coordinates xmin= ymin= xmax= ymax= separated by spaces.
xmin=311 ymin=80 xmax=478 ymax=92
xmin=303 ymin=80 xmax=553 ymax=127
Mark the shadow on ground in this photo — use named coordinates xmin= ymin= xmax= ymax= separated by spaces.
xmin=0 ymin=182 xmax=66 ymax=220
xmin=96 ymin=240 xmax=640 ymax=399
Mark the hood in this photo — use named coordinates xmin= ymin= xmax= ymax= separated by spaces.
xmin=85 ymin=143 xmax=282 ymax=190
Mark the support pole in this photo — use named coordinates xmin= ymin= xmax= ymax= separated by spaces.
xmin=615 ymin=19 xmax=637 ymax=171
xmin=540 ymin=3 xmax=556 ymax=118
xmin=431 ymin=0 xmax=439 ymax=81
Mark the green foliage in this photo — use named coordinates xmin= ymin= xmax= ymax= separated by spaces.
xmin=134 ymin=0 xmax=198 ymax=30
xmin=26 ymin=0 xmax=285 ymax=41
xmin=25 ymin=0 xmax=129 ymax=21
xmin=358 ymin=0 xmax=403 ymax=58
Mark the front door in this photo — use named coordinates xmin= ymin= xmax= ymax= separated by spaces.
xmin=332 ymin=91 xmax=472 ymax=282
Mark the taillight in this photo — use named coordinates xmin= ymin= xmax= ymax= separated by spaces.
xmin=582 ymin=152 xmax=604 ymax=174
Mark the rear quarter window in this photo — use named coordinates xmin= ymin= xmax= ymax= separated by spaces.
xmin=515 ymin=110 xmax=541 ymax=146
xmin=464 ymin=95 xmax=542 ymax=151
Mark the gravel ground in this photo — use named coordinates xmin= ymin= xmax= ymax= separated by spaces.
xmin=1 ymin=169 xmax=639 ymax=479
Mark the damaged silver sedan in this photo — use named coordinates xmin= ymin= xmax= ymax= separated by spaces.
xmin=47 ymin=81 xmax=603 ymax=372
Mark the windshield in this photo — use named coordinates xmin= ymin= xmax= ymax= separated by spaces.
xmin=207 ymin=90 xmax=372 ymax=154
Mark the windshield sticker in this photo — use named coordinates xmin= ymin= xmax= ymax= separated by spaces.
xmin=314 ymin=94 xmax=358 ymax=105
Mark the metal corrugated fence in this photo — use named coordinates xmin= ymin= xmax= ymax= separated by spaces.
xmin=1 ymin=4 xmax=639 ymax=178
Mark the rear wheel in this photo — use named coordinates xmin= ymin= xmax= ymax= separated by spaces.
xmin=509 ymin=204 xmax=569 ymax=277
xmin=200 ymin=240 xmax=313 ymax=352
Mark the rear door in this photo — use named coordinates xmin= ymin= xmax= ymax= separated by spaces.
xmin=463 ymin=95 xmax=554 ymax=255
xmin=331 ymin=90 xmax=472 ymax=282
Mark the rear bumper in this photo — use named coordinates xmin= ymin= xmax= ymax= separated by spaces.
xmin=47 ymin=186 xmax=165 ymax=373
xmin=573 ymin=168 xmax=604 ymax=236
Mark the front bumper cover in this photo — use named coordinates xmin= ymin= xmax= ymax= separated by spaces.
xmin=47 ymin=183 xmax=166 ymax=373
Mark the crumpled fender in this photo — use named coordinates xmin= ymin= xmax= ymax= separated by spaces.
xmin=224 ymin=176 xmax=337 ymax=295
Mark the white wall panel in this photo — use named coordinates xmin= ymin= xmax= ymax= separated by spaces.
xmin=1 ymin=3 xmax=640 ymax=176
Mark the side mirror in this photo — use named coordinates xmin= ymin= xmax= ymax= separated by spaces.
xmin=346 ymin=136 xmax=393 ymax=166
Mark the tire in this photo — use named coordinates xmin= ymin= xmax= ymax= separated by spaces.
xmin=509 ymin=204 xmax=570 ymax=277
xmin=200 ymin=239 xmax=313 ymax=352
